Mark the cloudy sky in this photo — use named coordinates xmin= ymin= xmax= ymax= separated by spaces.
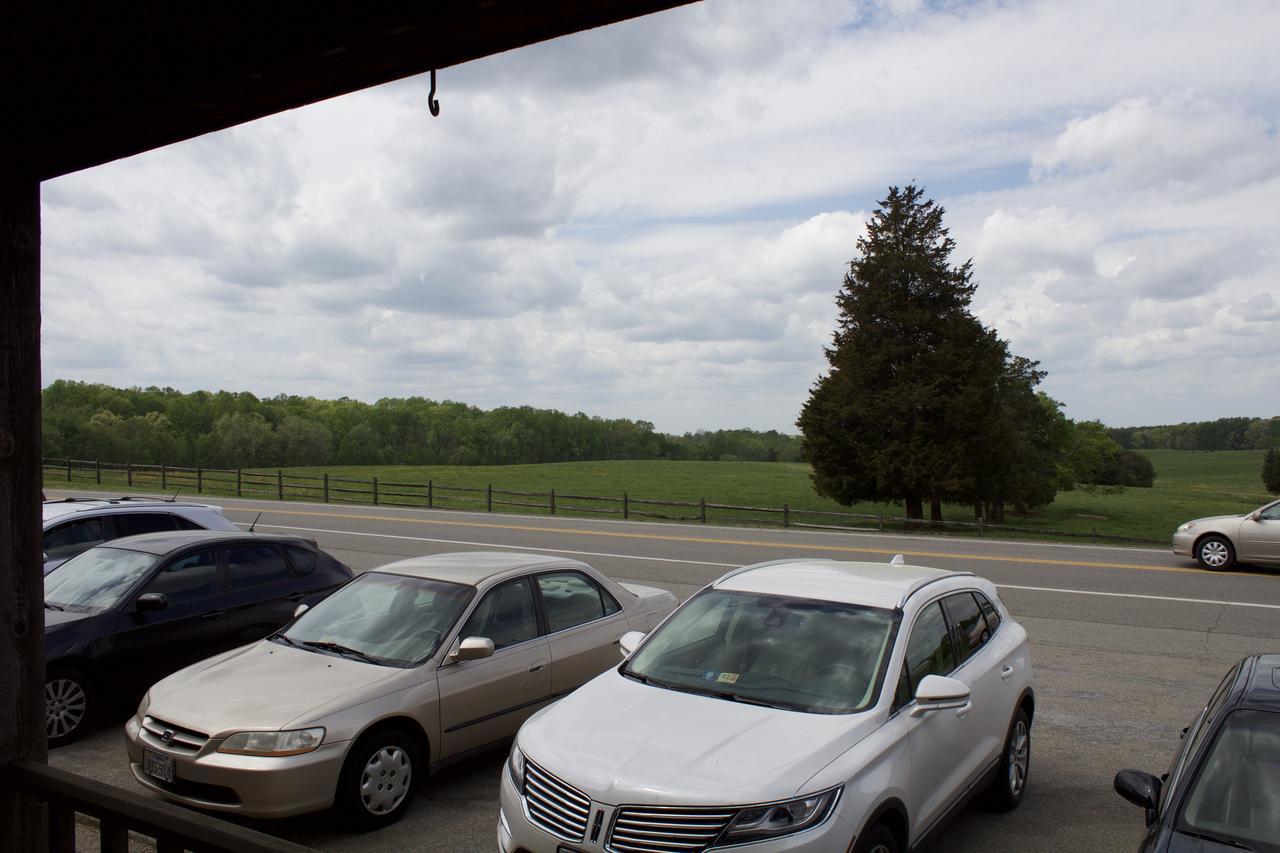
xmin=41 ymin=0 xmax=1280 ymax=434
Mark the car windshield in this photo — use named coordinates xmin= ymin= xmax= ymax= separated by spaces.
xmin=1176 ymin=708 xmax=1280 ymax=853
xmin=622 ymin=589 xmax=897 ymax=714
xmin=278 ymin=572 xmax=474 ymax=667
xmin=44 ymin=547 xmax=158 ymax=613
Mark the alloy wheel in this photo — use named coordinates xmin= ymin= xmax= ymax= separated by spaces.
xmin=46 ymin=678 xmax=87 ymax=740
xmin=1008 ymin=719 xmax=1029 ymax=796
xmin=359 ymin=745 xmax=412 ymax=815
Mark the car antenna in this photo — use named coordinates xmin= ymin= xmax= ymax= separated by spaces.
xmin=248 ymin=512 xmax=262 ymax=533
xmin=168 ymin=490 xmax=180 ymax=502
xmin=890 ymin=554 xmax=905 ymax=566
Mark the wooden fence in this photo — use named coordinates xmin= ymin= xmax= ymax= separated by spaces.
xmin=42 ymin=457 xmax=1165 ymax=546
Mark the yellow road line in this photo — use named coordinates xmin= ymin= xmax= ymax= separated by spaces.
xmin=221 ymin=506 xmax=1255 ymax=578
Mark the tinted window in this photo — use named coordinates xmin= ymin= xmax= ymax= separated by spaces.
xmin=975 ymin=592 xmax=1002 ymax=635
xmin=460 ymin=579 xmax=538 ymax=649
xmin=43 ymin=518 xmax=106 ymax=560
xmin=946 ymin=593 xmax=989 ymax=664
xmin=113 ymin=513 xmax=178 ymax=537
xmin=538 ymin=572 xmax=611 ymax=632
xmin=897 ymin=601 xmax=955 ymax=708
xmin=143 ymin=549 xmax=217 ymax=605
xmin=170 ymin=515 xmax=205 ymax=531
xmin=225 ymin=543 xmax=292 ymax=589
xmin=1176 ymin=709 xmax=1280 ymax=850
xmin=284 ymin=545 xmax=317 ymax=577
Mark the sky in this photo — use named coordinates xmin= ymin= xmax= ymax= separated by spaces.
xmin=40 ymin=0 xmax=1280 ymax=434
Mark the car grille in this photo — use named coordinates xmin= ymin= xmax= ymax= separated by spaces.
xmin=607 ymin=805 xmax=736 ymax=852
xmin=523 ymin=761 xmax=591 ymax=842
xmin=140 ymin=716 xmax=209 ymax=755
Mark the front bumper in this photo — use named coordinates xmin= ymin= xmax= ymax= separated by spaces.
xmin=124 ymin=714 xmax=348 ymax=819
xmin=497 ymin=764 xmax=855 ymax=853
xmin=1172 ymin=530 xmax=1194 ymax=557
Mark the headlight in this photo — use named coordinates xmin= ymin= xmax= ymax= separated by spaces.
xmin=721 ymin=786 xmax=842 ymax=844
xmin=216 ymin=728 xmax=325 ymax=757
xmin=1177 ymin=522 xmax=1195 ymax=533
xmin=136 ymin=692 xmax=150 ymax=720
xmin=507 ymin=742 xmax=526 ymax=789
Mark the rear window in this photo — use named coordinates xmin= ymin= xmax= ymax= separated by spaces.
xmin=113 ymin=513 xmax=178 ymax=537
xmin=225 ymin=543 xmax=293 ymax=588
xmin=285 ymin=545 xmax=318 ymax=577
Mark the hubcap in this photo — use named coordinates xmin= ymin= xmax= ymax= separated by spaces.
xmin=46 ymin=678 xmax=87 ymax=739
xmin=359 ymin=745 xmax=412 ymax=815
xmin=1200 ymin=540 xmax=1229 ymax=567
xmin=1008 ymin=720 xmax=1029 ymax=796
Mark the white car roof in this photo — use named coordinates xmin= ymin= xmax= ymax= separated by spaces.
xmin=714 ymin=558 xmax=972 ymax=611
xmin=42 ymin=498 xmax=222 ymax=523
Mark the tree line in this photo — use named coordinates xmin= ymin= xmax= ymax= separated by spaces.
xmin=40 ymin=381 xmax=804 ymax=469
xmin=1109 ymin=417 xmax=1280 ymax=452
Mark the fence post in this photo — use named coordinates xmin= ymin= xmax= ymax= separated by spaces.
xmin=95 ymin=459 xmax=101 ymax=485
xmin=699 ymin=497 xmax=706 ymax=524
xmin=373 ymin=477 xmax=379 ymax=506
xmin=783 ymin=503 xmax=790 ymax=528
xmin=427 ymin=480 xmax=433 ymax=509
xmin=878 ymin=513 xmax=884 ymax=532
xmin=323 ymin=473 xmax=329 ymax=503
xmin=1091 ymin=527 xmax=1097 ymax=544
xmin=127 ymin=462 xmax=133 ymax=487
xmin=623 ymin=492 xmax=628 ymax=520
xmin=549 ymin=488 xmax=556 ymax=515
xmin=196 ymin=466 xmax=203 ymax=494
xmin=160 ymin=463 xmax=167 ymax=491
xmin=236 ymin=468 xmax=242 ymax=497
xmin=487 ymin=484 xmax=493 ymax=512
xmin=977 ymin=515 xmax=983 ymax=537
xmin=277 ymin=470 xmax=284 ymax=501
xmin=65 ymin=456 xmax=71 ymax=482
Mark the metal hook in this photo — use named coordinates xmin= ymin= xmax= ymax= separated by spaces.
xmin=428 ymin=68 xmax=440 ymax=117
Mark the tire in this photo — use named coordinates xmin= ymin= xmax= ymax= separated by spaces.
xmin=1195 ymin=535 xmax=1236 ymax=571
xmin=335 ymin=729 xmax=420 ymax=831
xmin=986 ymin=708 xmax=1031 ymax=811
xmin=853 ymin=823 xmax=900 ymax=853
xmin=46 ymin=668 xmax=95 ymax=746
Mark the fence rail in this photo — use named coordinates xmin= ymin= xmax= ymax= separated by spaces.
xmin=42 ymin=457 xmax=1165 ymax=546
xmin=0 ymin=757 xmax=312 ymax=853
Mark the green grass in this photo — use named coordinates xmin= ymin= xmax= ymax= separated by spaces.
xmin=44 ymin=451 xmax=1276 ymax=545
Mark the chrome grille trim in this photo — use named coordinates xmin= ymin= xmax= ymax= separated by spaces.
xmin=522 ymin=761 xmax=591 ymax=842
xmin=607 ymin=805 xmax=736 ymax=852
xmin=140 ymin=715 xmax=209 ymax=754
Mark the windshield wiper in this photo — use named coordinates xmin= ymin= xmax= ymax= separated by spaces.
xmin=301 ymin=640 xmax=381 ymax=665
xmin=44 ymin=602 xmax=64 ymax=612
xmin=272 ymin=633 xmax=301 ymax=648
xmin=1178 ymin=829 xmax=1254 ymax=851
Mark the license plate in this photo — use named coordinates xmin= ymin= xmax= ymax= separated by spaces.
xmin=144 ymin=749 xmax=175 ymax=783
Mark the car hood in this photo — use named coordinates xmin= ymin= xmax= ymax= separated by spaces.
xmin=518 ymin=670 xmax=878 ymax=805
xmin=1184 ymin=514 xmax=1244 ymax=527
xmin=147 ymin=641 xmax=402 ymax=736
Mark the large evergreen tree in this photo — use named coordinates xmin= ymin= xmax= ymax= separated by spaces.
xmin=798 ymin=184 xmax=1055 ymax=521
xmin=1264 ymin=447 xmax=1280 ymax=495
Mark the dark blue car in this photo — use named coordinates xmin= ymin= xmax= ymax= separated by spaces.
xmin=44 ymin=530 xmax=352 ymax=745
xmin=1115 ymin=653 xmax=1279 ymax=852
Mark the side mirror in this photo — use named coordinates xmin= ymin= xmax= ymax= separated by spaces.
xmin=910 ymin=675 xmax=971 ymax=717
xmin=451 ymin=636 xmax=495 ymax=663
xmin=135 ymin=593 xmax=169 ymax=613
xmin=1114 ymin=769 xmax=1160 ymax=825
xmin=293 ymin=603 xmax=309 ymax=619
xmin=618 ymin=630 xmax=645 ymax=658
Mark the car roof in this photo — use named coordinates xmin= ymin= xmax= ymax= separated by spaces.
xmin=373 ymin=551 xmax=582 ymax=586
xmin=42 ymin=497 xmax=220 ymax=522
xmin=99 ymin=530 xmax=309 ymax=556
xmin=714 ymin=558 xmax=973 ymax=610
xmin=1240 ymin=653 xmax=1280 ymax=710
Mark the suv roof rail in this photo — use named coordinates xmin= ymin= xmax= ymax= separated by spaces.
xmin=898 ymin=571 xmax=975 ymax=608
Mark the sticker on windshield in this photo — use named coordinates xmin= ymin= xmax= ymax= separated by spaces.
xmin=716 ymin=672 xmax=739 ymax=684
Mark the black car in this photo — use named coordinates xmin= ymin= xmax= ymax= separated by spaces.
xmin=44 ymin=530 xmax=353 ymax=745
xmin=1115 ymin=653 xmax=1280 ymax=852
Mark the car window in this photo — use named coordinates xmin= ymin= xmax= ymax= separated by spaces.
xmin=43 ymin=518 xmax=107 ymax=560
xmin=896 ymin=601 xmax=955 ymax=709
xmin=225 ymin=543 xmax=293 ymax=589
xmin=284 ymin=545 xmax=318 ymax=577
xmin=1175 ymin=709 xmax=1280 ymax=850
xmin=459 ymin=578 xmax=539 ymax=650
xmin=945 ymin=593 xmax=990 ymax=665
xmin=143 ymin=548 xmax=217 ymax=606
xmin=170 ymin=514 xmax=206 ymax=531
xmin=537 ymin=572 xmax=615 ymax=632
xmin=1163 ymin=666 xmax=1239 ymax=813
xmin=113 ymin=512 xmax=179 ymax=538
xmin=975 ymin=592 xmax=1002 ymax=635
xmin=1259 ymin=502 xmax=1280 ymax=521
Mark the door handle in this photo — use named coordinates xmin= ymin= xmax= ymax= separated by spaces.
xmin=955 ymin=701 xmax=973 ymax=719
xmin=529 ymin=663 xmax=545 ymax=673
xmin=201 ymin=610 xmax=224 ymax=620
xmin=1000 ymin=665 xmax=1014 ymax=681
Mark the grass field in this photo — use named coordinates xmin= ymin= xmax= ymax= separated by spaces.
xmin=45 ymin=450 xmax=1276 ymax=544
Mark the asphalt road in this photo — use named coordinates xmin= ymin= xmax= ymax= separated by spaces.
xmin=46 ymin=490 xmax=1280 ymax=852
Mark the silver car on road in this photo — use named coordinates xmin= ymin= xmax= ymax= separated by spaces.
xmin=124 ymin=551 xmax=677 ymax=830
xmin=1172 ymin=499 xmax=1280 ymax=570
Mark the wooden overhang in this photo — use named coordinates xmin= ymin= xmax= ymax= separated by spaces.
xmin=11 ymin=0 xmax=698 ymax=180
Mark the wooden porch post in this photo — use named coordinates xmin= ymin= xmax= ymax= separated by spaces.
xmin=0 ymin=167 xmax=48 ymax=849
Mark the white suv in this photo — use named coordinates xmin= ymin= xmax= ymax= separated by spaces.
xmin=42 ymin=497 xmax=239 ymax=573
xmin=499 ymin=557 xmax=1033 ymax=853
